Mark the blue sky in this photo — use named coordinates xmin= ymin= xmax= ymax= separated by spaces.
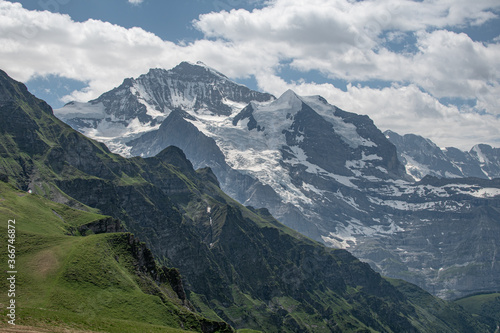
xmin=1 ymin=0 xmax=499 ymax=149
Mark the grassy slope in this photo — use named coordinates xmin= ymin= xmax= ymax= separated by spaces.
xmin=388 ymin=278 xmax=497 ymax=332
xmin=0 ymin=181 xmax=209 ymax=333
xmin=455 ymin=293 xmax=500 ymax=330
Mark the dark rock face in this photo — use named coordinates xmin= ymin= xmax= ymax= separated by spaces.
xmin=443 ymin=146 xmax=488 ymax=178
xmin=75 ymin=217 xmax=125 ymax=235
xmin=232 ymin=104 xmax=263 ymax=131
xmin=112 ymin=232 xmax=188 ymax=302
xmin=286 ymin=102 xmax=352 ymax=175
xmin=470 ymin=144 xmax=500 ymax=178
xmin=130 ymin=109 xmax=225 ymax=168
xmin=107 ymin=232 xmax=234 ymax=333
xmin=0 ymin=173 xmax=8 ymax=183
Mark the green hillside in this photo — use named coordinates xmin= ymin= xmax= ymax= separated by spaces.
xmin=455 ymin=293 xmax=500 ymax=330
xmin=0 ymin=181 xmax=229 ymax=332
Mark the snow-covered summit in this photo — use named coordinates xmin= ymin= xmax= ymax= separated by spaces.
xmin=55 ymin=61 xmax=274 ymax=155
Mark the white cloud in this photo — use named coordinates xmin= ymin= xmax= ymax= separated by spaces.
xmin=412 ymin=30 xmax=500 ymax=101
xmin=194 ymin=0 xmax=500 ymax=45
xmin=0 ymin=2 xmax=177 ymax=100
xmin=0 ymin=0 xmax=499 ymax=149
xmin=128 ymin=0 xmax=144 ymax=5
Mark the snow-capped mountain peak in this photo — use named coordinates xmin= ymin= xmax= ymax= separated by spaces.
xmin=471 ymin=144 xmax=489 ymax=164
xmin=272 ymin=89 xmax=303 ymax=106
xmin=247 ymin=89 xmax=304 ymax=133
xmin=55 ymin=61 xmax=274 ymax=155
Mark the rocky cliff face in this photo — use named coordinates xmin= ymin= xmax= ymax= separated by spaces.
xmin=108 ymin=232 xmax=189 ymax=304
xmin=470 ymin=144 xmax=500 ymax=178
xmin=73 ymin=216 xmax=125 ymax=235
xmin=0 ymin=68 xmax=493 ymax=332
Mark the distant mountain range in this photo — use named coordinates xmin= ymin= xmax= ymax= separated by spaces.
xmin=385 ymin=130 xmax=500 ymax=181
xmin=54 ymin=62 xmax=500 ymax=301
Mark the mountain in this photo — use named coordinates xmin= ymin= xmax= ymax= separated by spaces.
xmin=385 ymin=130 xmax=500 ymax=181
xmin=56 ymin=62 xmax=500 ymax=301
xmin=55 ymin=61 xmax=274 ymax=155
xmin=0 ymin=69 xmax=494 ymax=332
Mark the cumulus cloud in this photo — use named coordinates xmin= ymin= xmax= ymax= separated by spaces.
xmin=0 ymin=0 xmax=499 ymax=149
xmin=195 ymin=0 xmax=500 ymax=40
xmin=128 ymin=0 xmax=144 ymax=5
xmin=412 ymin=30 xmax=500 ymax=101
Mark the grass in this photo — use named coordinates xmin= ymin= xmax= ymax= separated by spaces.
xmin=0 ymin=181 xmax=104 ymax=234
xmin=0 ymin=182 xmax=209 ymax=332
xmin=455 ymin=293 xmax=500 ymax=322
xmin=387 ymin=277 xmax=497 ymax=333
